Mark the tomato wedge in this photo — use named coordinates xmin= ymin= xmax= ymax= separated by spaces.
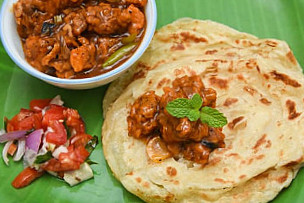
xmin=42 ymin=145 xmax=89 ymax=172
xmin=69 ymin=134 xmax=92 ymax=147
xmin=6 ymin=109 xmax=42 ymax=132
xmin=42 ymin=105 xmax=65 ymax=128
xmin=11 ymin=167 xmax=44 ymax=189
xmin=46 ymin=120 xmax=67 ymax=145
xmin=64 ymin=108 xmax=85 ymax=135
xmin=29 ymin=99 xmax=51 ymax=112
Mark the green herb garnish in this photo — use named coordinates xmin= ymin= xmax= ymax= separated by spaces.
xmin=86 ymin=159 xmax=98 ymax=165
xmin=86 ymin=136 xmax=98 ymax=154
xmin=4 ymin=117 xmax=8 ymax=132
xmin=166 ymin=93 xmax=227 ymax=127
xmin=34 ymin=151 xmax=53 ymax=164
xmin=63 ymin=120 xmax=71 ymax=139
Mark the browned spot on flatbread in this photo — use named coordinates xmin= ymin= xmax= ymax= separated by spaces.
xmin=246 ymin=59 xmax=258 ymax=69
xmin=174 ymin=68 xmax=186 ymax=76
xmin=263 ymin=74 xmax=270 ymax=80
xmin=135 ymin=177 xmax=142 ymax=183
xmin=228 ymin=116 xmax=244 ymax=130
xmin=223 ymin=98 xmax=238 ymax=107
xmin=266 ymin=140 xmax=272 ymax=148
xmin=180 ymin=32 xmax=208 ymax=43
xmin=157 ymin=78 xmax=170 ymax=89
xmin=209 ymin=77 xmax=228 ymax=89
xmin=243 ymin=86 xmax=257 ymax=95
xmin=286 ymin=100 xmax=301 ymax=120
xmin=235 ymin=39 xmax=240 ymax=44
xmin=255 ymin=172 xmax=269 ymax=180
xmin=152 ymin=60 xmax=166 ymax=70
xmin=133 ymin=70 xmax=146 ymax=80
xmin=214 ymin=178 xmax=234 ymax=184
xmin=165 ymin=193 xmax=175 ymax=202
xmin=248 ymin=158 xmax=254 ymax=165
xmin=148 ymin=79 xmax=153 ymax=85
xmin=185 ymin=66 xmax=197 ymax=76
xmin=227 ymin=153 xmax=240 ymax=158
xmin=242 ymin=40 xmax=254 ymax=46
xmin=286 ymin=51 xmax=297 ymax=65
xmin=285 ymin=156 xmax=303 ymax=167
xmin=205 ymin=50 xmax=218 ymax=55
xmin=207 ymin=157 xmax=222 ymax=166
xmin=252 ymin=134 xmax=267 ymax=153
xmin=256 ymin=154 xmax=265 ymax=160
xmin=239 ymin=175 xmax=246 ymax=179
xmin=223 ymin=168 xmax=229 ymax=173
xmin=260 ymin=98 xmax=271 ymax=105
xmin=280 ymin=150 xmax=284 ymax=157
xmin=170 ymin=43 xmax=185 ymax=51
xmin=173 ymin=180 xmax=179 ymax=185
xmin=226 ymin=52 xmax=237 ymax=57
xmin=166 ymin=167 xmax=177 ymax=177
xmin=256 ymin=66 xmax=261 ymax=73
xmin=265 ymin=40 xmax=278 ymax=47
xmin=237 ymin=74 xmax=245 ymax=80
xmin=143 ymin=182 xmax=150 ymax=188
xmin=126 ymin=171 xmax=133 ymax=176
xmin=270 ymin=70 xmax=301 ymax=87
xmin=276 ymin=172 xmax=288 ymax=183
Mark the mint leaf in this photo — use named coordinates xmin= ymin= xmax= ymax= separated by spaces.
xmin=200 ymin=107 xmax=227 ymax=127
xmin=166 ymin=98 xmax=193 ymax=118
xmin=188 ymin=109 xmax=200 ymax=121
xmin=190 ymin=93 xmax=202 ymax=110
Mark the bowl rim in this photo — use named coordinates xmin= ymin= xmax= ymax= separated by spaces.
xmin=0 ymin=0 xmax=157 ymax=85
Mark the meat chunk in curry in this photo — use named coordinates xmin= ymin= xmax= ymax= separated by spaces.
xmin=128 ymin=75 xmax=226 ymax=165
xmin=13 ymin=0 xmax=147 ymax=78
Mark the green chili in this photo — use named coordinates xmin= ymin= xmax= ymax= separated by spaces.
xmin=102 ymin=42 xmax=138 ymax=68
xmin=121 ymin=33 xmax=137 ymax=44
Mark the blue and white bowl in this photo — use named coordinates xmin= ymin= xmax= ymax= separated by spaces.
xmin=0 ymin=0 xmax=157 ymax=89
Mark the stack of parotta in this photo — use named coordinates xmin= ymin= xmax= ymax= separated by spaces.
xmin=102 ymin=18 xmax=304 ymax=203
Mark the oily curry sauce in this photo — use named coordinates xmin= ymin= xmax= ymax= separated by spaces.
xmin=13 ymin=0 xmax=147 ymax=79
xmin=127 ymin=75 xmax=226 ymax=165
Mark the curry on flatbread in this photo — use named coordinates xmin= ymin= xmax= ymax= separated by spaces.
xmin=102 ymin=18 xmax=304 ymax=202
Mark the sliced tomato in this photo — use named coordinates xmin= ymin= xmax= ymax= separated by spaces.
xmin=11 ymin=167 xmax=44 ymax=189
xmin=8 ymin=143 xmax=17 ymax=156
xmin=29 ymin=99 xmax=51 ymax=112
xmin=42 ymin=145 xmax=89 ymax=172
xmin=42 ymin=105 xmax=65 ymax=128
xmin=17 ymin=112 xmax=42 ymax=130
xmin=64 ymin=108 xmax=85 ymax=135
xmin=46 ymin=120 xmax=67 ymax=145
xmin=59 ymin=145 xmax=89 ymax=163
xmin=69 ymin=134 xmax=92 ymax=147
xmin=7 ymin=109 xmax=42 ymax=132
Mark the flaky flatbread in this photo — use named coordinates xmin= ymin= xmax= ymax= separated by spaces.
xmin=102 ymin=18 xmax=304 ymax=202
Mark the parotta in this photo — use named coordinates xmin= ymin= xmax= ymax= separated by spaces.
xmin=102 ymin=18 xmax=304 ymax=203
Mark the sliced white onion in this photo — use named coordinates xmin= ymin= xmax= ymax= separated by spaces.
xmin=0 ymin=129 xmax=5 ymax=135
xmin=2 ymin=141 xmax=13 ymax=166
xmin=50 ymin=95 xmax=64 ymax=106
xmin=23 ymin=148 xmax=38 ymax=168
xmin=63 ymin=163 xmax=93 ymax=186
xmin=13 ymin=139 xmax=26 ymax=161
xmin=52 ymin=146 xmax=68 ymax=159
